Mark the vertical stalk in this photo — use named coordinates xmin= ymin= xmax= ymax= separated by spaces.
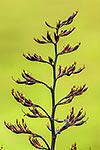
xmin=51 ymin=43 xmax=58 ymax=150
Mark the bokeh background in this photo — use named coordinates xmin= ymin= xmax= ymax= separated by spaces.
xmin=0 ymin=0 xmax=100 ymax=149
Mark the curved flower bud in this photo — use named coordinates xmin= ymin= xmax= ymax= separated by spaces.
xmin=57 ymin=65 xmax=62 ymax=77
xmin=59 ymin=27 xmax=75 ymax=37
xmin=34 ymin=38 xmax=48 ymax=44
xmin=56 ymin=20 xmax=61 ymax=29
xmin=54 ymin=32 xmax=59 ymax=43
xmin=45 ymin=21 xmax=56 ymax=29
xmin=54 ymin=118 xmax=64 ymax=123
xmin=48 ymin=57 xmax=54 ymax=65
xmin=47 ymin=31 xmax=53 ymax=43
xmin=46 ymin=124 xmax=52 ymax=132
xmin=73 ymin=65 xmax=85 ymax=74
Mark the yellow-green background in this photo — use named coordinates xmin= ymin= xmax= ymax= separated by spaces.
xmin=0 ymin=0 xmax=100 ymax=149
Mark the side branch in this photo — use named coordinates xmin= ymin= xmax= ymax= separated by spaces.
xmin=12 ymin=89 xmax=51 ymax=120
xmin=23 ymin=53 xmax=54 ymax=67
xmin=37 ymin=80 xmax=51 ymax=90
xmin=56 ymin=62 xmax=85 ymax=80
xmin=55 ymin=84 xmax=88 ymax=107
xmin=55 ymin=107 xmax=87 ymax=135
xmin=12 ymin=70 xmax=51 ymax=91
xmin=4 ymin=119 xmax=50 ymax=150
xmin=35 ymin=104 xmax=51 ymax=121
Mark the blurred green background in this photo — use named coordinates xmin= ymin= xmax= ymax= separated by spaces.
xmin=0 ymin=0 xmax=100 ymax=149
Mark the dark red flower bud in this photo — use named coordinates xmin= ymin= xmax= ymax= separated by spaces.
xmin=29 ymin=136 xmax=41 ymax=148
xmin=59 ymin=27 xmax=75 ymax=37
xmin=70 ymin=42 xmax=81 ymax=52
xmin=34 ymin=38 xmax=47 ymax=44
xmin=45 ymin=21 xmax=55 ymax=29
xmin=46 ymin=124 xmax=52 ymax=131
xmin=57 ymin=66 xmax=62 ymax=77
xmin=73 ymin=65 xmax=85 ymax=74
xmin=48 ymin=57 xmax=54 ymax=65
xmin=56 ymin=20 xmax=61 ymax=29
xmin=75 ymin=120 xmax=86 ymax=126
xmin=46 ymin=31 xmax=53 ymax=43
xmin=54 ymin=32 xmax=59 ymax=43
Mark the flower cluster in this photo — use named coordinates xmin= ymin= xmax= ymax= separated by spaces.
xmin=4 ymin=119 xmax=33 ymax=134
xmin=12 ymin=89 xmax=33 ymax=107
xmin=56 ymin=84 xmax=88 ymax=105
xmin=23 ymin=53 xmax=54 ymax=66
xmin=57 ymin=62 xmax=85 ymax=78
xmin=12 ymin=89 xmax=48 ymax=119
xmin=12 ymin=70 xmax=37 ymax=85
xmin=23 ymin=107 xmax=47 ymax=118
xmin=23 ymin=53 xmax=44 ymax=62
xmin=4 ymin=119 xmax=50 ymax=149
xmin=60 ymin=11 xmax=78 ymax=27
xmin=68 ymin=84 xmax=88 ymax=97
xmin=4 ymin=10 xmax=88 ymax=150
xmin=55 ymin=107 xmax=87 ymax=135
xmin=34 ymin=31 xmax=55 ymax=44
xmin=12 ymin=70 xmax=51 ymax=90
xmin=58 ymin=43 xmax=81 ymax=55
xmin=45 ymin=11 xmax=78 ymax=29
xmin=34 ymin=11 xmax=78 ymax=45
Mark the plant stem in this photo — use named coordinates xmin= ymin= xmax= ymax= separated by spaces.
xmin=35 ymin=104 xmax=51 ymax=120
xmin=37 ymin=80 xmax=51 ymax=90
xmin=51 ymin=43 xmax=58 ymax=150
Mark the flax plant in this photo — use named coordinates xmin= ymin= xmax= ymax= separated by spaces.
xmin=4 ymin=11 xmax=88 ymax=150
